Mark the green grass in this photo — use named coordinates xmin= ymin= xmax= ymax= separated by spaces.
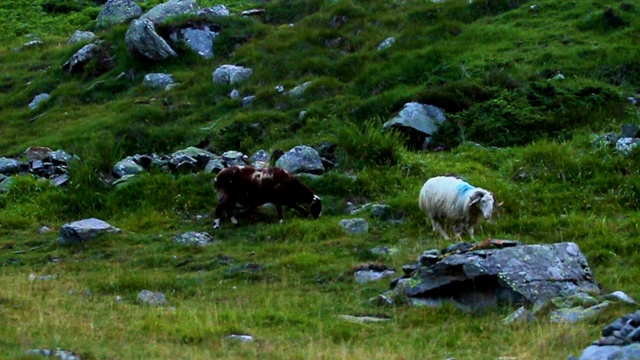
xmin=2 ymin=0 xmax=640 ymax=358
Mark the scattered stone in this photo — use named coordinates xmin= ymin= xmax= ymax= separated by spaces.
xmin=221 ymin=151 xmax=248 ymax=167
xmin=225 ymin=334 xmax=254 ymax=343
xmin=338 ymin=315 xmax=390 ymax=323
xmin=288 ymin=81 xmax=313 ymax=97
xmin=57 ymin=218 xmax=122 ymax=245
xmin=370 ymin=246 xmax=399 ymax=256
xmin=173 ymin=232 xmax=215 ymax=246
xmin=230 ymin=89 xmax=240 ymax=98
xmin=241 ymin=8 xmax=265 ymax=17
xmin=137 ymin=290 xmax=168 ymax=306
xmin=355 ymin=269 xmax=395 ymax=284
xmin=25 ymin=348 xmax=81 ymax=360
xmin=340 ymin=218 xmax=369 ymax=236
xmin=377 ymin=37 xmax=395 ymax=51
xmin=212 ymin=65 xmax=253 ymax=85
xmin=170 ymin=26 xmax=217 ymax=59
xmin=604 ymin=291 xmax=637 ymax=305
xmin=503 ymin=306 xmax=535 ymax=324
xmin=113 ymin=157 xmax=145 ymax=177
xmin=62 ymin=43 xmax=101 ymax=73
xmin=142 ymin=73 xmax=174 ymax=90
xmin=38 ymin=226 xmax=53 ymax=234
xmin=242 ymin=95 xmax=256 ymax=107
xmin=96 ymin=0 xmax=143 ymax=29
xmin=29 ymin=93 xmax=51 ymax=110
xmin=67 ymin=30 xmax=96 ymax=44
xmin=550 ymin=302 xmax=610 ymax=323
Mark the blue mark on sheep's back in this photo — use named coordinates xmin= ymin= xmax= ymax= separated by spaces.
xmin=457 ymin=182 xmax=475 ymax=195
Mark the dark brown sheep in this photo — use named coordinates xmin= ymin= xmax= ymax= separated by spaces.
xmin=213 ymin=165 xmax=322 ymax=228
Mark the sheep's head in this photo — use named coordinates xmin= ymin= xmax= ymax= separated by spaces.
xmin=310 ymin=195 xmax=322 ymax=219
xmin=469 ymin=190 xmax=496 ymax=220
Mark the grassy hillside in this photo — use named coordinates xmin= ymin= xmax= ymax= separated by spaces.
xmin=1 ymin=0 xmax=640 ymax=359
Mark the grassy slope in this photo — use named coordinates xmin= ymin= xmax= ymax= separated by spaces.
xmin=1 ymin=0 xmax=640 ymax=359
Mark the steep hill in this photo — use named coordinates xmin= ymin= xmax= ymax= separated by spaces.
xmin=1 ymin=0 xmax=640 ymax=359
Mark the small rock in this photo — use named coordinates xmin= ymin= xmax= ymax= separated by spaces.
xmin=339 ymin=218 xmax=369 ymax=236
xmin=225 ymin=334 xmax=254 ymax=343
xmin=137 ymin=290 xmax=168 ymax=306
xmin=338 ymin=315 xmax=390 ymax=323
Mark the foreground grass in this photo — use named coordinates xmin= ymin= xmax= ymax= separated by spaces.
xmin=2 ymin=138 xmax=640 ymax=359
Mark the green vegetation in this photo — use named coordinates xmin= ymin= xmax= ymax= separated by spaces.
xmin=1 ymin=0 xmax=640 ymax=358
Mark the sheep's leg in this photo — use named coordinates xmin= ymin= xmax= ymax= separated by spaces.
xmin=214 ymin=198 xmax=238 ymax=229
xmin=467 ymin=226 xmax=476 ymax=240
xmin=453 ymin=224 xmax=464 ymax=242
xmin=276 ymin=204 xmax=284 ymax=224
xmin=431 ymin=219 xmax=450 ymax=240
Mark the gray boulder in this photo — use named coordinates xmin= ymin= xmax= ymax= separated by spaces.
xmin=550 ymin=302 xmax=610 ymax=324
xmin=142 ymin=73 xmax=174 ymax=90
xmin=113 ymin=157 xmax=145 ymax=177
xmin=29 ymin=93 xmax=51 ymax=110
xmin=96 ymin=0 xmax=142 ymax=29
xmin=221 ymin=151 xmax=248 ymax=167
xmin=383 ymin=102 xmax=446 ymax=149
xmin=394 ymin=242 xmax=600 ymax=309
xmin=57 ymin=218 xmax=122 ymax=245
xmin=0 ymin=158 xmax=24 ymax=174
xmin=62 ymin=43 xmax=100 ymax=73
xmin=140 ymin=0 xmax=200 ymax=24
xmin=212 ymin=65 xmax=253 ymax=85
xmin=275 ymin=145 xmax=324 ymax=175
xmin=204 ymin=159 xmax=225 ymax=174
xmin=67 ymin=30 xmax=96 ymax=44
xmin=125 ymin=18 xmax=177 ymax=61
xmin=170 ymin=26 xmax=217 ymax=59
xmin=339 ymin=218 xmax=369 ymax=236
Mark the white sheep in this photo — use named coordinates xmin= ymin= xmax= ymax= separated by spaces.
xmin=418 ymin=175 xmax=500 ymax=240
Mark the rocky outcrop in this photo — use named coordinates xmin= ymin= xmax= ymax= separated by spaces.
xmin=391 ymin=241 xmax=600 ymax=310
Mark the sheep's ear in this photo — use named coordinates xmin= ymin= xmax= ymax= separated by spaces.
xmin=469 ymin=191 xmax=483 ymax=205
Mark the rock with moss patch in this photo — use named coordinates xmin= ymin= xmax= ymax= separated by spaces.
xmin=275 ymin=146 xmax=325 ymax=175
xmin=340 ymin=218 xmax=369 ymax=236
xmin=383 ymin=102 xmax=446 ymax=149
xmin=67 ymin=30 xmax=96 ymax=44
xmin=126 ymin=18 xmax=177 ymax=61
xmin=174 ymin=232 xmax=215 ymax=246
xmin=29 ymin=93 xmax=51 ymax=110
xmin=96 ymin=0 xmax=142 ymax=29
xmin=212 ymin=65 xmax=253 ymax=85
xmin=137 ymin=290 xmax=168 ymax=306
xmin=57 ymin=218 xmax=122 ymax=245
xmin=140 ymin=0 xmax=200 ymax=24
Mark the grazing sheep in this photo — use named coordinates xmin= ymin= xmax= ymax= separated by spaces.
xmin=418 ymin=175 xmax=499 ymax=240
xmin=213 ymin=165 xmax=322 ymax=228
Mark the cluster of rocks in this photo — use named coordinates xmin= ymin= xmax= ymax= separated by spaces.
xmin=111 ymin=144 xmax=333 ymax=185
xmin=571 ymin=310 xmax=640 ymax=360
xmin=0 ymin=146 xmax=74 ymax=191
xmin=370 ymin=240 xmax=636 ymax=324
xmin=594 ymin=123 xmax=640 ymax=155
